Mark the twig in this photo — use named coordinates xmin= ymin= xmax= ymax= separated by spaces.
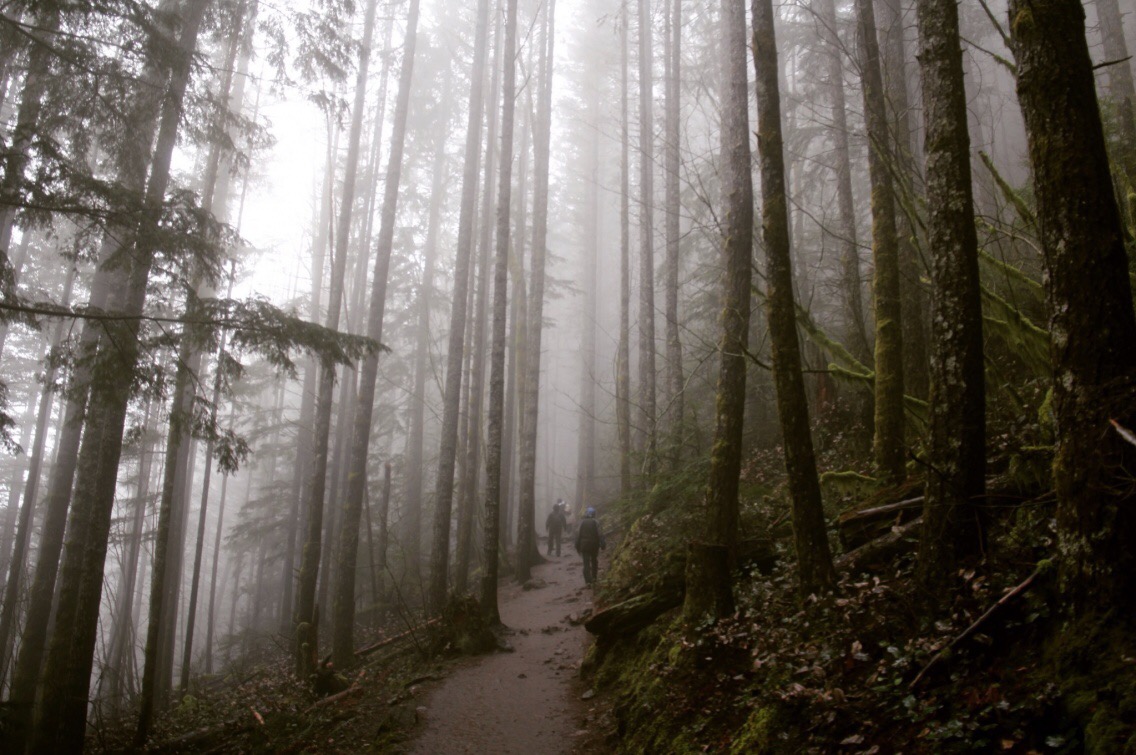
xmin=355 ymin=618 xmax=441 ymax=658
xmin=302 ymin=685 xmax=364 ymax=714
xmin=909 ymin=566 xmax=1042 ymax=689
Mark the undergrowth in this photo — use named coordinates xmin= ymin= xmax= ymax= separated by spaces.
xmin=586 ymin=451 xmax=1136 ymax=754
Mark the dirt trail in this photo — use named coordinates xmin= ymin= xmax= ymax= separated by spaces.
xmin=404 ymin=552 xmax=602 ymax=754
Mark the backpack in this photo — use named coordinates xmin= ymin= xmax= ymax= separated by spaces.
xmin=577 ymin=518 xmax=600 ymax=550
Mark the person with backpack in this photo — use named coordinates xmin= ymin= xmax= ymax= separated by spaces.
xmin=545 ymin=500 xmax=567 ymax=556
xmin=574 ymin=507 xmax=606 ymax=586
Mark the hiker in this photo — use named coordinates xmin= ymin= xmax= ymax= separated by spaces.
xmin=546 ymin=500 xmax=567 ymax=556
xmin=574 ymin=506 xmax=606 ymax=586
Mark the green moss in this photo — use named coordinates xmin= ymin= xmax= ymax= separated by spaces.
xmin=1044 ymin=613 xmax=1136 ymax=754
xmin=729 ymin=705 xmax=782 ymax=754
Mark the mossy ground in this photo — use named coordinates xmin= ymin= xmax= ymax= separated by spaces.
xmin=585 ymin=458 xmax=1136 ymax=753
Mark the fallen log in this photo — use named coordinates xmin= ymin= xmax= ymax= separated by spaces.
xmin=838 ymin=497 xmax=924 ymax=551
xmin=585 ymin=589 xmax=684 ymax=638
xmin=908 ymin=566 xmax=1043 ymax=689
xmin=153 ymin=716 xmax=253 ymax=752
xmin=836 ymin=517 xmax=922 ymax=573
xmin=302 ymin=684 xmax=365 ymax=714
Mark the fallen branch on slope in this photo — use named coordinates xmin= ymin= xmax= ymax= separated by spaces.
xmin=909 ymin=566 xmax=1043 ymax=690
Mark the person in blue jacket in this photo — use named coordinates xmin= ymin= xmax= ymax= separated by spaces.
xmin=574 ymin=507 xmax=606 ymax=586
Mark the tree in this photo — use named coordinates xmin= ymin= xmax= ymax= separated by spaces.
xmin=683 ymin=0 xmax=752 ymax=622
xmin=913 ymin=0 xmax=986 ymax=584
xmin=754 ymin=0 xmax=837 ymax=596
xmin=854 ymin=0 xmax=905 ymax=484
xmin=1096 ymin=0 xmax=1136 ymax=184
xmin=331 ymin=0 xmax=420 ymax=669
xmin=1008 ymin=0 xmax=1136 ymax=612
xmin=662 ymin=0 xmax=684 ymax=457
xmin=429 ymin=0 xmax=492 ymax=613
xmin=482 ymin=0 xmax=520 ymax=626
xmin=637 ymin=0 xmax=658 ymax=477
xmin=38 ymin=1 xmax=213 ymax=748
xmin=814 ymin=0 xmax=870 ymax=365
xmin=515 ymin=0 xmax=557 ymax=584
xmin=617 ymin=2 xmax=633 ymax=497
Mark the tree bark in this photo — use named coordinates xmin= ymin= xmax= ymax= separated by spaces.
xmin=683 ymin=0 xmax=754 ymax=623
xmin=1008 ymin=0 xmax=1136 ymax=612
xmin=855 ymin=0 xmax=906 ymax=484
xmin=754 ymin=0 xmax=838 ymax=596
xmin=914 ymin=0 xmax=987 ymax=585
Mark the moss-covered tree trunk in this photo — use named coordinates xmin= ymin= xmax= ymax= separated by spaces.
xmin=913 ymin=0 xmax=987 ymax=585
xmin=855 ymin=0 xmax=906 ymax=484
xmin=683 ymin=0 xmax=752 ymax=623
xmin=1008 ymin=0 xmax=1136 ymax=613
xmin=753 ymin=0 xmax=837 ymax=597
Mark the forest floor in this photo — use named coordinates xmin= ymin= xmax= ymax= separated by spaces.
xmin=401 ymin=551 xmax=612 ymax=754
xmin=113 ymin=550 xmax=616 ymax=753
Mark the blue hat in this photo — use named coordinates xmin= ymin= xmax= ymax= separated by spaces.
xmin=586 ymin=507 xmax=596 ymax=517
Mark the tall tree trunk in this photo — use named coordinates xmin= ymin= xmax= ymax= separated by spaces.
xmin=32 ymin=1 xmax=211 ymax=749
xmin=1008 ymin=0 xmax=1136 ymax=612
xmin=753 ymin=0 xmax=837 ymax=596
xmin=855 ymin=0 xmax=906 ymax=484
xmin=683 ymin=0 xmax=753 ymax=623
xmin=483 ymin=0 xmax=519 ymax=626
xmin=203 ymin=409 xmax=234 ymax=676
xmin=405 ymin=123 xmax=447 ymax=592
xmin=663 ymin=0 xmax=683 ymax=460
xmin=914 ymin=0 xmax=987 ymax=585
xmin=877 ymin=0 xmax=930 ymax=400
xmin=1096 ymin=0 xmax=1136 ymax=184
xmin=0 ymin=265 xmax=74 ymax=685
xmin=515 ymin=0 xmax=557 ymax=584
xmin=295 ymin=0 xmax=381 ymax=678
xmin=617 ymin=2 xmax=633 ymax=497
xmin=0 ymin=8 xmax=58 ymax=271
xmin=429 ymin=0 xmax=492 ymax=614
xmin=399 ymin=50 xmax=442 ymax=599
xmin=178 ymin=329 xmax=231 ymax=692
xmin=104 ymin=398 xmax=158 ymax=710
xmin=4 ymin=268 xmax=110 ymax=749
xmin=456 ymin=44 xmax=501 ymax=593
xmin=637 ymin=0 xmax=658 ymax=478
xmin=575 ymin=75 xmax=600 ymax=514
xmin=816 ymin=0 xmax=870 ymax=365
xmin=331 ymin=0 xmax=420 ymax=669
